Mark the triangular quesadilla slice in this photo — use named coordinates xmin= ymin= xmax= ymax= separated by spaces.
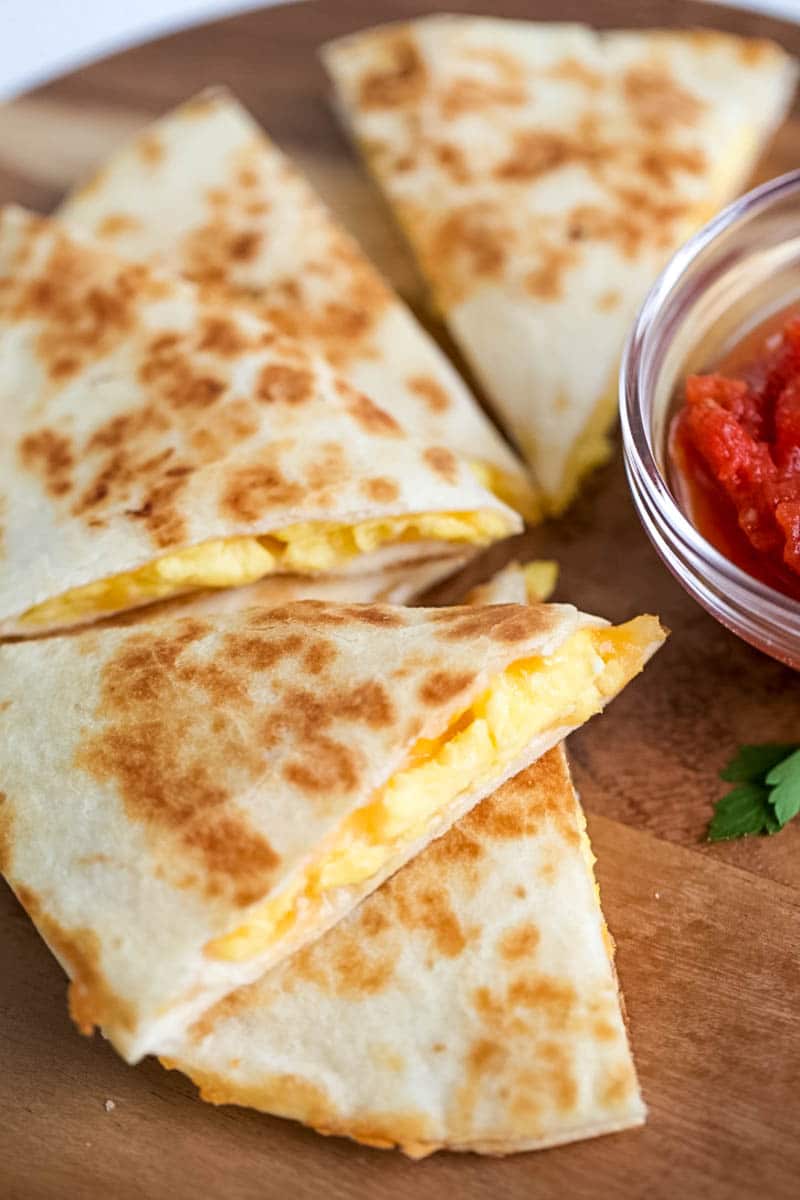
xmin=0 ymin=206 xmax=520 ymax=636
xmin=162 ymin=746 xmax=644 ymax=1156
xmin=323 ymin=17 xmax=797 ymax=511
xmin=58 ymin=88 xmax=538 ymax=520
xmin=0 ymin=600 xmax=664 ymax=1061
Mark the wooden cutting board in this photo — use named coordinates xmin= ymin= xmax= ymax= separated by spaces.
xmin=1 ymin=2 xmax=799 ymax=1197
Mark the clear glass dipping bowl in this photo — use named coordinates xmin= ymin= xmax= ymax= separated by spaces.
xmin=620 ymin=169 xmax=800 ymax=670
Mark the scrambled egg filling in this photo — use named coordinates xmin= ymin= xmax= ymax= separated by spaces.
xmin=522 ymin=560 xmax=558 ymax=602
xmin=469 ymin=459 xmax=541 ymax=524
xmin=18 ymin=511 xmax=511 ymax=628
xmin=207 ymin=616 xmax=656 ymax=962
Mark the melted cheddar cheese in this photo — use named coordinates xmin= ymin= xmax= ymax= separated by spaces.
xmin=207 ymin=616 xmax=659 ymax=962
xmin=18 ymin=510 xmax=511 ymax=628
xmin=469 ymin=460 xmax=541 ymax=524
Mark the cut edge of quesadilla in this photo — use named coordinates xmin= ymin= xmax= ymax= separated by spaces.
xmin=14 ymin=510 xmax=511 ymax=633
xmin=160 ymin=748 xmax=645 ymax=1157
xmin=204 ymin=612 xmax=662 ymax=963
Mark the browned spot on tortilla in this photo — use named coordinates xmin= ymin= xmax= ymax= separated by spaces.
xmin=546 ymin=57 xmax=604 ymax=89
xmin=95 ymin=213 xmax=141 ymax=238
xmin=197 ymin=315 xmax=251 ymax=357
xmin=597 ymin=289 xmax=622 ymax=311
xmin=282 ymin=736 xmax=359 ymax=796
xmin=418 ymin=669 xmax=474 ymax=706
xmin=422 ymin=202 xmax=509 ymax=308
xmin=407 ymin=374 xmax=451 ymax=414
xmin=593 ymin=1018 xmax=619 ymax=1042
xmin=635 ymin=144 xmax=706 ymax=188
xmin=622 ymin=64 xmax=705 ymax=134
xmin=393 ymin=879 xmax=467 ymax=958
xmin=229 ymin=230 xmax=261 ymax=262
xmin=220 ymin=463 xmax=303 ymax=521
xmin=306 ymin=441 xmax=349 ymax=495
xmin=433 ymin=142 xmax=472 ymax=185
xmin=7 ymin=231 xmax=143 ymax=382
xmin=495 ymin=129 xmax=590 ymax=181
xmin=15 ymin=885 xmax=137 ymax=1037
xmin=439 ymin=75 xmax=525 ymax=120
xmin=598 ymin=1060 xmax=636 ymax=1108
xmin=74 ymin=625 xmax=281 ymax=906
xmin=137 ymin=133 xmax=164 ymax=166
xmin=478 ymin=753 xmax=581 ymax=850
xmin=337 ymin=382 xmax=401 ymax=437
xmin=524 ymin=243 xmax=578 ymax=301
xmin=499 ymin=922 xmax=540 ymax=962
xmin=18 ymin=428 xmax=74 ymax=498
xmin=513 ymin=884 xmax=527 ymax=899
xmin=255 ymin=362 xmax=314 ymax=407
xmin=361 ymin=476 xmax=400 ymax=504
xmin=302 ymin=638 xmax=337 ymax=676
xmin=223 ymin=632 xmax=304 ymax=670
xmin=509 ymin=974 xmax=578 ymax=1029
xmin=566 ymin=192 xmax=690 ymax=258
xmin=358 ymin=33 xmax=428 ymax=110
xmin=338 ymin=681 xmax=394 ymax=729
xmin=738 ymin=37 xmax=777 ymax=66
xmin=139 ymin=333 xmax=225 ymax=411
xmin=422 ymin=445 xmax=459 ymax=485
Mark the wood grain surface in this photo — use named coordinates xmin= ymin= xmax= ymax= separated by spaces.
xmin=0 ymin=2 xmax=799 ymax=1197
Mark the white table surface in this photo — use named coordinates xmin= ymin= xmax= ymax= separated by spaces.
xmin=0 ymin=0 xmax=798 ymax=100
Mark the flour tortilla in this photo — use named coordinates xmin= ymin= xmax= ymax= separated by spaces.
xmin=323 ymin=17 xmax=797 ymax=511
xmin=0 ymin=600 xmax=662 ymax=1062
xmin=58 ymin=87 xmax=538 ymax=520
xmin=0 ymin=206 xmax=519 ymax=635
xmin=163 ymin=746 xmax=644 ymax=1156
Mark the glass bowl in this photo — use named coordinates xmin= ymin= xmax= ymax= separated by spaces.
xmin=620 ymin=168 xmax=800 ymax=671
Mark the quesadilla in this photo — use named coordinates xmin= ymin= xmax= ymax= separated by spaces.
xmin=58 ymin=88 xmax=538 ymax=520
xmin=0 ymin=600 xmax=664 ymax=1062
xmin=466 ymin=559 xmax=558 ymax=605
xmin=0 ymin=206 xmax=520 ymax=636
xmin=162 ymin=746 xmax=644 ymax=1156
xmin=322 ymin=17 xmax=798 ymax=511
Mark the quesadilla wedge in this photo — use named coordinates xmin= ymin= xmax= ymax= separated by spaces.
xmin=0 ymin=600 xmax=664 ymax=1061
xmin=0 ymin=206 xmax=520 ymax=636
xmin=323 ymin=17 xmax=798 ymax=511
xmin=58 ymin=88 xmax=538 ymax=520
xmin=162 ymin=747 xmax=644 ymax=1156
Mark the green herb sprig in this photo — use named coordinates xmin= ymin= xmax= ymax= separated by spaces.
xmin=707 ymin=744 xmax=800 ymax=841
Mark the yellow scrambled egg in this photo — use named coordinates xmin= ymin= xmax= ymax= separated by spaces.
xmin=207 ymin=616 xmax=657 ymax=962
xmin=469 ymin=460 xmax=541 ymax=524
xmin=18 ymin=511 xmax=511 ymax=628
xmin=522 ymin=560 xmax=558 ymax=602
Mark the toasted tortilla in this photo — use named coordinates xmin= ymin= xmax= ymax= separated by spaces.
xmin=0 ymin=206 xmax=520 ymax=636
xmin=323 ymin=17 xmax=797 ymax=511
xmin=163 ymin=746 xmax=644 ymax=1156
xmin=0 ymin=600 xmax=663 ymax=1062
xmin=58 ymin=88 xmax=538 ymax=520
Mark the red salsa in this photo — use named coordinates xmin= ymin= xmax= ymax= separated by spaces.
xmin=670 ymin=307 xmax=800 ymax=602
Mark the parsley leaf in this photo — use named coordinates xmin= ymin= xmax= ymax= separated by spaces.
xmin=766 ymin=749 xmax=800 ymax=826
xmin=719 ymin=744 xmax=799 ymax=783
xmin=708 ymin=743 xmax=800 ymax=841
xmin=707 ymin=783 xmax=777 ymax=841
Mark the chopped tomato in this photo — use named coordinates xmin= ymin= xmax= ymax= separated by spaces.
xmin=671 ymin=309 xmax=800 ymax=593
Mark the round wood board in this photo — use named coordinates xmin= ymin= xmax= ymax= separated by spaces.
xmin=0 ymin=3 xmax=799 ymax=1198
